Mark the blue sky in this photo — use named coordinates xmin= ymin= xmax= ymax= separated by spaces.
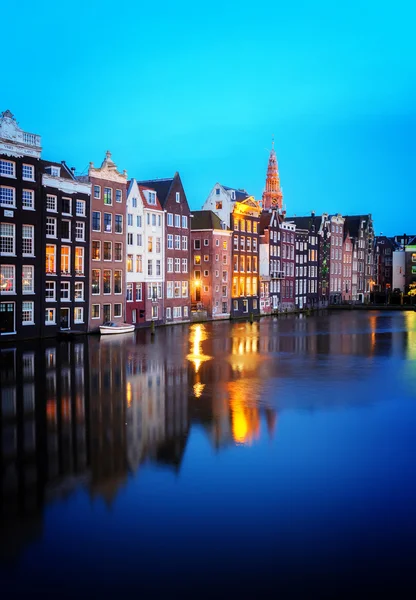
xmin=3 ymin=0 xmax=415 ymax=234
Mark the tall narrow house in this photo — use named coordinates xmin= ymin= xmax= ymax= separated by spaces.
xmin=79 ymin=152 xmax=128 ymax=331
xmin=1 ymin=110 xmax=42 ymax=340
xmin=137 ymin=173 xmax=191 ymax=324
xmin=41 ymin=160 xmax=91 ymax=334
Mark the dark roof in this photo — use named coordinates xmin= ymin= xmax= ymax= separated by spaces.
xmin=41 ymin=159 xmax=75 ymax=180
xmin=137 ymin=177 xmax=174 ymax=208
xmin=191 ymin=210 xmax=228 ymax=231
xmin=285 ymin=215 xmax=321 ymax=232
xmin=222 ymin=185 xmax=250 ymax=201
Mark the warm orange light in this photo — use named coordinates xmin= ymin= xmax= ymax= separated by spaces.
xmin=194 ymin=279 xmax=200 ymax=288
xmin=126 ymin=381 xmax=132 ymax=408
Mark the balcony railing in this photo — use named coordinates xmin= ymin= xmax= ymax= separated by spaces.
xmin=23 ymin=132 xmax=41 ymax=147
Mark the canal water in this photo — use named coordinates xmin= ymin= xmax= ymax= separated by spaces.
xmin=1 ymin=311 xmax=416 ymax=598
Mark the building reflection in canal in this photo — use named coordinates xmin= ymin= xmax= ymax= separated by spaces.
xmin=1 ymin=310 xmax=415 ymax=563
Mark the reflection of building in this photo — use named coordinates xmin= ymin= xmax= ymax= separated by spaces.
xmin=88 ymin=337 xmax=127 ymax=503
xmin=125 ymin=353 xmax=166 ymax=472
xmin=0 ymin=340 xmax=89 ymax=559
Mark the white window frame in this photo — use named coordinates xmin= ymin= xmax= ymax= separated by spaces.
xmin=176 ymin=192 xmax=180 ymax=203
xmin=0 ymin=185 xmax=15 ymax=207
xmin=60 ymin=281 xmax=70 ymax=301
xmin=45 ymin=307 xmax=56 ymax=325
xmin=74 ymin=281 xmax=84 ymax=301
xmin=1 ymin=264 xmax=15 ymax=293
xmin=114 ymin=303 xmax=122 ymax=317
xmin=166 ymin=306 xmax=171 ymax=319
xmin=22 ymin=301 xmax=34 ymax=325
xmin=46 ymin=195 xmax=57 ymax=212
xmin=75 ymin=221 xmax=85 ymax=241
xmin=22 ymin=265 xmax=34 ymax=294
xmin=91 ymin=304 xmax=100 ymax=319
xmin=62 ymin=197 xmax=72 ymax=215
xmin=76 ymin=200 xmax=86 ymax=216
xmin=0 ymin=159 xmax=15 ymax=177
xmin=22 ymin=164 xmax=35 ymax=181
xmin=74 ymin=307 xmax=84 ymax=324
xmin=22 ymin=189 xmax=34 ymax=210
xmin=22 ymin=225 xmax=34 ymax=256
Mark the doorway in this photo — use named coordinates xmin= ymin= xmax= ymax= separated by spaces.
xmin=103 ymin=304 xmax=111 ymax=323
xmin=60 ymin=307 xmax=70 ymax=330
xmin=0 ymin=302 xmax=15 ymax=334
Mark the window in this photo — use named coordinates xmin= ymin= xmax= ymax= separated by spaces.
xmin=22 ymin=189 xmax=34 ymax=209
xmin=167 ymin=213 xmax=173 ymax=226
xmin=136 ymin=255 xmax=142 ymax=272
xmin=175 ymin=235 xmax=181 ymax=249
xmin=116 ymin=189 xmax=122 ymax=203
xmin=166 ymin=307 xmax=172 ymax=319
xmin=92 ymin=211 xmax=101 ymax=231
xmin=62 ymin=197 xmax=71 ymax=215
xmin=22 ymin=225 xmax=34 ymax=256
xmin=242 ymin=300 xmax=248 ymax=313
xmin=76 ymin=200 xmax=86 ymax=216
xmin=182 ymin=258 xmax=188 ymax=272
xmin=182 ymin=215 xmax=188 ymax=228
xmin=0 ymin=186 xmax=15 ymax=207
xmin=127 ymin=254 xmax=133 ymax=272
xmin=174 ymin=281 xmax=181 ymax=297
xmin=148 ymin=191 xmax=156 ymax=205
xmin=128 ymin=233 xmax=133 ymax=247
xmin=104 ymin=213 xmax=112 ymax=232
xmin=0 ymin=223 xmax=15 ymax=255
xmin=92 ymin=270 xmax=100 ymax=294
xmin=104 ymin=241 xmax=112 ymax=261
xmin=222 ymin=286 xmax=227 ymax=297
xmin=91 ymin=304 xmax=100 ymax=319
xmin=46 ymin=217 xmax=57 ymax=238
xmin=172 ymin=306 xmax=182 ymax=318
xmin=204 ymin=270 xmax=209 ymax=277
xmin=103 ymin=270 xmax=111 ymax=294
xmin=115 ymin=242 xmax=122 ymax=261
xmin=152 ymin=214 xmax=156 ymax=226
xmin=76 ymin=221 xmax=85 ymax=241
xmin=216 ymin=201 xmax=222 ymax=210
xmin=182 ymin=281 xmax=188 ymax=297
xmin=176 ymin=192 xmax=180 ymax=203
xmin=1 ymin=265 xmax=15 ymax=293
xmin=75 ymin=247 xmax=84 ymax=275
xmin=194 ymin=255 xmax=201 ymax=265
xmin=156 ymin=237 xmax=161 ymax=253
xmin=0 ymin=159 xmax=15 ymax=177
xmin=240 ymin=236 xmax=245 ymax=251
xmin=93 ymin=185 xmax=101 ymax=199
xmin=182 ymin=236 xmax=188 ymax=251
xmin=114 ymin=270 xmax=122 ymax=294
xmin=104 ymin=187 xmax=112 ymax=205
xmin=167 ymin=281 xmax=174 ymax=298
xmin=233 ymin=237 xmax=238 ymax=250
xmin=22 ymin=164 xmax=34 ymax=181
xmin=222 ymin=255 xmax=227 ymax=265
xmin=46 ymin=194 xmax=57 ymax=211
xmin=49 ymin=166 xmax=60 ymax=177
xmin=61 ymin=282 xmax=70 ymax=300
xmin=46 ymin=245 xmax=56 ymax=273
xmin=136 ymin=283 xmax=142 ymax=301
xmin=114 ymin=303 xmax=122 ymax=317
xmin=75 ymin=282 xmax=84 ymax=301
xmin=194 ymin=239 xmax=201 ymax=249
xmin=126 ymin=283 xmax=133 ymax=302
xmin=45 ymin=308 xmax=56 ymax=324
xmin=61 ymin=246 xmax=70 ymax=274
xmin=115 ymin=214 xmax=123 ymax=233
xmin=204 ymin=254 xmax=209 ymax=262
xmin=156 ymin=260 xmax=161 ymax=276
xmin=174 ymin=214 xmax=180 ymax=228
xmin=74 ymin=307 xmax=84 ymax=323
xmin=128 ymin=213 xmax=133 ymax=226
xmin=175 ymin=258 xmax=181 ymax=272
xmin=61 ymin=220 xmax=71 ymax=241
xmin=148 ymin=236 xmax=153 ymax=252
xmin=22 ymin=266 xmax=34 ymax=294
xmin=92 ymin=241 xmax=101 ymax=261
xmin=194 ymin=270 xmax=201 ymax=280
xmin=148 ymin=260 xmax=153 ymax=276
xmin=246 ymin=221 xmax=251 ymax=233
xmin=167 ymin=257 xmax=173 ymax=272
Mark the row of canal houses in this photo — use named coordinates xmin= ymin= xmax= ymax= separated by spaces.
xmin=1 ymin=110 xmax=375 ymax=341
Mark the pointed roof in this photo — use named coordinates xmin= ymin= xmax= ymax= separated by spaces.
xmin=262 ymin=139 xmax=283 ymax=210
xmin=88 ymin=150 xmax=127 ymax=183
xmin=137 ymin=176 xmax=175 ymax=208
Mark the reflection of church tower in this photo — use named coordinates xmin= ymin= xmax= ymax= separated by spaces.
xmin=262 ymin=139 xmax=283 ymax=211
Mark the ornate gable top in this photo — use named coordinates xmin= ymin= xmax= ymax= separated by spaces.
xmin=0 ymin=109 xmax=42 ymax=157
xmin=89 ymin=150 xmax=127 ymax=183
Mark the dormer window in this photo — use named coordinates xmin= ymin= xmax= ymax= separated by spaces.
xmin=148 ymin=191 xmax=156 ymax=205
xmin=231 ymin=190 xmax=236 ymax=200
xmin=45 ymin=165 xmax=60 ymax=177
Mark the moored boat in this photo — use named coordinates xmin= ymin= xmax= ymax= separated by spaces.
xmin=99 ymin=322 xmax=135 ymax=335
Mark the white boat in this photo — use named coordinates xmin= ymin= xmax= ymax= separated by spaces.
xmin=99 ymin=322 xmax=135 ymax=335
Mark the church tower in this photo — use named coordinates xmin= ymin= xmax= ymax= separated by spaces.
xmin=262 ymin=139 xmax=283 ymax=211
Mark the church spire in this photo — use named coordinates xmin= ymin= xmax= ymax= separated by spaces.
xmin=262 ymin=138 xmax=283 ymax=211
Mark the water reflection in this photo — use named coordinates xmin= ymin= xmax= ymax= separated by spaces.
xmin=1 ymin=310 xmax=416 ymax=572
